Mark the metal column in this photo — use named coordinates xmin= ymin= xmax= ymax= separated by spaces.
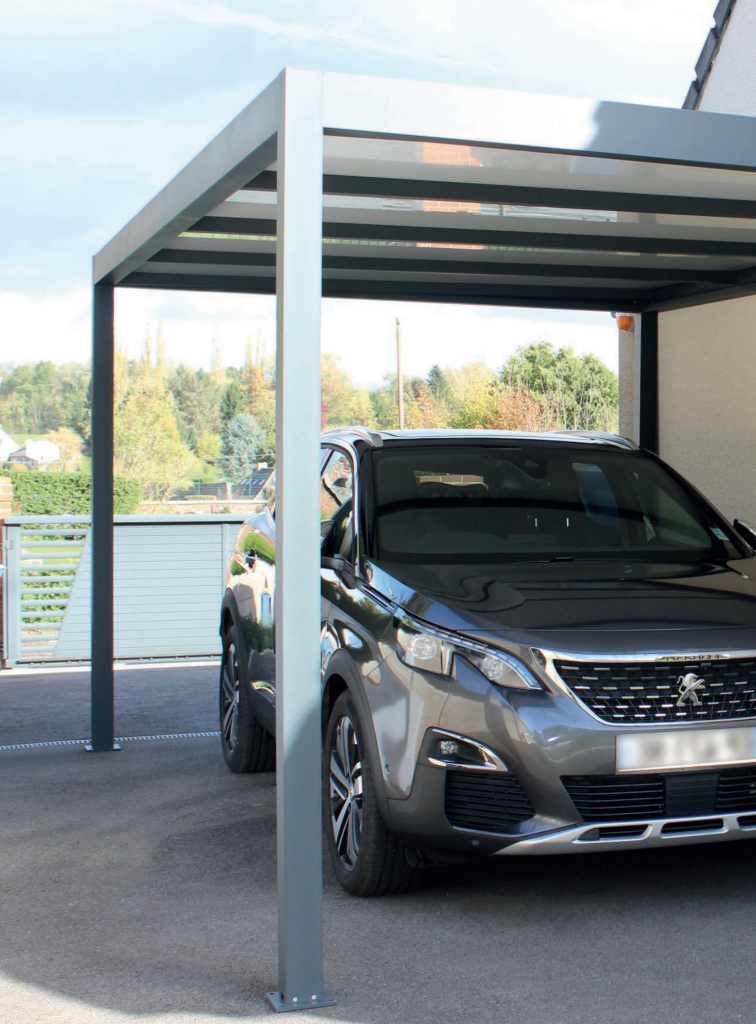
xmin=267 ymin=70 xmax=334 ymax=1013
xmin=635 ymin=311 xmax=659 ymax=453
xmin=89 ymin=282 xmax=118 ymax=752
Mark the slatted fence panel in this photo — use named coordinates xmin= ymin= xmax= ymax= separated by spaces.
xmin=4 ymin=515 xmax=246 ymax=664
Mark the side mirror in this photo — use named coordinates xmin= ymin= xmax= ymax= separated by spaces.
xmin=733 ymin=519 xmax=756 ymax=549
xmin=321 ymin=554 xmax=357 ymax=590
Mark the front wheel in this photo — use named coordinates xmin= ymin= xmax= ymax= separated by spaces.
xmin=220 ymin=619 xmax=275 ymax=774
xmin=323 ymin=691 xmax=423 ymax=896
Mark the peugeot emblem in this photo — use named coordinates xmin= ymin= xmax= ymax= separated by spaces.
xmin=676 ymin=673 xmax=706 ymax=707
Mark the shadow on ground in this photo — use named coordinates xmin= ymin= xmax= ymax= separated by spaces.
xmin=2 ymin=667 xmax=756 ymax=1024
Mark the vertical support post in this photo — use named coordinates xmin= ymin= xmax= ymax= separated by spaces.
xmin=4 ymin=523 xmax=20 ymax=668
xmin=267 ymin=70 xmax=334 ymax=1013
xmin=89 ymin=282 xmax=119 ymax=752
xmin=396 ymin=318 xmax=405 ymax=429
xmin=634 ymin=311 xmax=659 ymax=453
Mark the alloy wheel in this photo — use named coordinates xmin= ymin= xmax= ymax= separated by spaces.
xmin=221 ymin=639 xmax=240 ymax=752
xmin=328 ymin=714 xmax=364 ymax=869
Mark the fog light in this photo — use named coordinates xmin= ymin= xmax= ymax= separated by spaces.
xmin=438 ymin=739 xmax=460 ymax=757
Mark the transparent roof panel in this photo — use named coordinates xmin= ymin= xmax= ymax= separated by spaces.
xmin=220 ymin=191 xmax=756 ymax=241
xmin=320 ymin=136 xmax=756 ymax=203
xmin=100 ymin=72 xmax=756 ymax=313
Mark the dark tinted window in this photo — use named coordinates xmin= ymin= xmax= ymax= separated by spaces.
xmin=321 ymin=450 xmax=355 ymax=559
xmin=369 ymin=445 xmax=742 ymax=564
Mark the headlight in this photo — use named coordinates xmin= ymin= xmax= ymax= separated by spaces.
xmin=395 ymin=616 xmax=542 ymax=690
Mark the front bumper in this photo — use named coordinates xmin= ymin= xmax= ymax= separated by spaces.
xmin=501 ymin=810 xmax=756 ymax=854
xmin=379 ymin=654 xmax=756 ymax=860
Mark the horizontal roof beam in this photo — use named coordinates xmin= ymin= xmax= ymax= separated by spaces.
xmin=120 ymin=270 xmax=651 ymax=310
xmin=646 ymin=264 xmax=756 ymax=312
xmin=189 ymin=216 xmax=756 ymax=258
xmin=148 ymin=247 xmax=737 ymax=285
xmin=244 ymin=170 xmax=756 ymax=220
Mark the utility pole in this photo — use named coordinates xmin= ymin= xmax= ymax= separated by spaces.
xmin=396 ymin=317 xmax=405 ymax=429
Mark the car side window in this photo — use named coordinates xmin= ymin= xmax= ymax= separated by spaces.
xmin=321 ymin=450 xmax=354 ymax=559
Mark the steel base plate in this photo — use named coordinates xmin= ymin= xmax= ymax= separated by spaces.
xmin=266 ymin=990 xmax=336 ymax=1013
xmin=85 ymin=743 xmax=122 ymax=752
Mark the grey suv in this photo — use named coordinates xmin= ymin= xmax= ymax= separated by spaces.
xmin=219 ymin=428 xmax=756 ymax=896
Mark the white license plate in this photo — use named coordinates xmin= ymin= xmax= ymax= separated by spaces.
xmin=616 ymin=727 xmax=756 ymax=773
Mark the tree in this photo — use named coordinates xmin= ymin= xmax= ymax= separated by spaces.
xmin=220 ymin=413 xmax=265 ymax=482
xmin=427 ymin=364 xmax=449 ymax=402
xmin=239 ymin=345 xmax=276 ymax=436
xmin=45 ymin=427 xmax=84 ymax=471
xmin=220 ymin=379 xmax=245 ymax=426
xmin=168 ymin=365 xmax=222 ymax=450
xmin=499 ymin=342 xmax=618 ymax=431
xmin=320 ymin=353 xmax=374 ymax=428
xmin=404 ymin=381 xmax=449 ymax=428
xmin=114 ymin=376 xmax=197 ymax=501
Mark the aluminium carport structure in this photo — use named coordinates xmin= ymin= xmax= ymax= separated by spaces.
xmin=92 ymin=68 xmax=756 ymax=1010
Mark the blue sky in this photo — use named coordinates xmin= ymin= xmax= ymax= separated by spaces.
xmin=2 ymin=0 xmax=717 ymax=383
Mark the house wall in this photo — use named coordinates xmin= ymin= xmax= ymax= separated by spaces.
xmin=617 ymin=323 xmax=636 ymax=439
xmin=658 ymin=295 xmax=756 ymax=521
xmin=637 ymin=0 xmax=756 ymax=521
xmin=697 ymin=0 xmax=756 ymax=115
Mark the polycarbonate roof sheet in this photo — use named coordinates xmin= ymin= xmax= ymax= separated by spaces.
xmin=95 ymin=70 xmax=756 ymax=314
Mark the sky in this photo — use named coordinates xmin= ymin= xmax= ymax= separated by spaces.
xmin=1 ymin=0 xmax=718 ymax=385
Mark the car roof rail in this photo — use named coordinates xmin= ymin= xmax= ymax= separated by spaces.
xmin=322 ymin=426 xmax=384 ymax=448
xmin=549 ymin=430 xmax=639 ymax=450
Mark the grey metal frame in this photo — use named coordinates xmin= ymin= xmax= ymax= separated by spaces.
xmin=267 ymin=70 xmax=334 ymax=1012
xmin=90 ymin=67 xmax=756 ymax=1008
xmin=90 ymin=283 xmax=118 ymax=754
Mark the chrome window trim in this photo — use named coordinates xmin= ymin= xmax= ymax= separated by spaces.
xmin=539 ymin=646 xmax=756 ymax=728
xmin=320 ymin=440 xmax=361 ymax=573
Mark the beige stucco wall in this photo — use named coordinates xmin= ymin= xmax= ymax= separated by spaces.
xmin=658 ymin=295 xmax=756 ymax=521
xmin=697 ymin=0 xmax=756 ymax=115
xmin=650 ymin=0 xmax=756 ymax=521
xmin=617 ymin=323 xmax=636 ymax=439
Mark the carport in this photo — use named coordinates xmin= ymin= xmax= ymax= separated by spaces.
xmin=91 ymin=68 xmax=756 ymax=1010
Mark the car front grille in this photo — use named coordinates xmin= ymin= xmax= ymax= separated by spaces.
xmin=563 ymin=767 xmax=756 ymax=822
xmin=562 ymin=774 xmax=665 ymax=821
xmin=554 ymin=657 xmax=756 ymax=724
xmin=445 ymin=770 xmax=534 ymax=833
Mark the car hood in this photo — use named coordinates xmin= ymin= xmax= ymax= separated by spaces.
xmin=367 ymin=557 xmax=756 ymax=657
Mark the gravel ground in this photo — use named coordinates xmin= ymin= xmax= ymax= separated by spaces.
xmin=2 ymin=665 xmax=756 ymax=1024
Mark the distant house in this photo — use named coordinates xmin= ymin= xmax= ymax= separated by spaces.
xmin=7 ymin=439 xmax=61 ymax=470
xmin=236 ymin=467 xmax=275 ymax=499
xmin=0 ymin=427 xmax=19 ymax=464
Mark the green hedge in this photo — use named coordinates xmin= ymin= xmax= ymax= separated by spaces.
xmin=6 ymin=470 xmax=142 ymax=515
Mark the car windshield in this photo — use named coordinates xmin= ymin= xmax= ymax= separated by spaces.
xmin=368 ymin=444 xmax=743 ymax=564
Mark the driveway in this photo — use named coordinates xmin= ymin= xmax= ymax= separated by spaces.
xmin=1 ymin=664 xmax=754 ymax=1024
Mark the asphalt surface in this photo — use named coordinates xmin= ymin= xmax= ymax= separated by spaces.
xmin=2 ymin=664 xmax=756 ymax=1024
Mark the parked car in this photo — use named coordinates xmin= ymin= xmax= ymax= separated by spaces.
xmin=219 ymin=428 xmax=756 ymax=896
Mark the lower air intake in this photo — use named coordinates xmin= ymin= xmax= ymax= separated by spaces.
xmin=445 ymin=770 xmax=534 ymax=833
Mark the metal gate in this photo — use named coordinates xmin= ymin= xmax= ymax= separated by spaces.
xmin=4 ymin=514 xmax=247 ymax=665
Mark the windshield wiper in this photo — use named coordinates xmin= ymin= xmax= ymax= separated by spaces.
xmin=509 ymin=556 xmax=575 ymax=565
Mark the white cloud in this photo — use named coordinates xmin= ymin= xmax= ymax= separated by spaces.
xmin=149 ymin=0 xmax=528 ymax=77
xmin=4 ymin=290 xmax=93 ymax=366
xmin=147 ymin=0 xmax=715 ymax=104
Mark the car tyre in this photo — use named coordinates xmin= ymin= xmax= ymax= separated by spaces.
xmin=220 ymin=619 xmax=275 ymax=773
xmin=324 ymin=690 xmax=423 ymax=897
